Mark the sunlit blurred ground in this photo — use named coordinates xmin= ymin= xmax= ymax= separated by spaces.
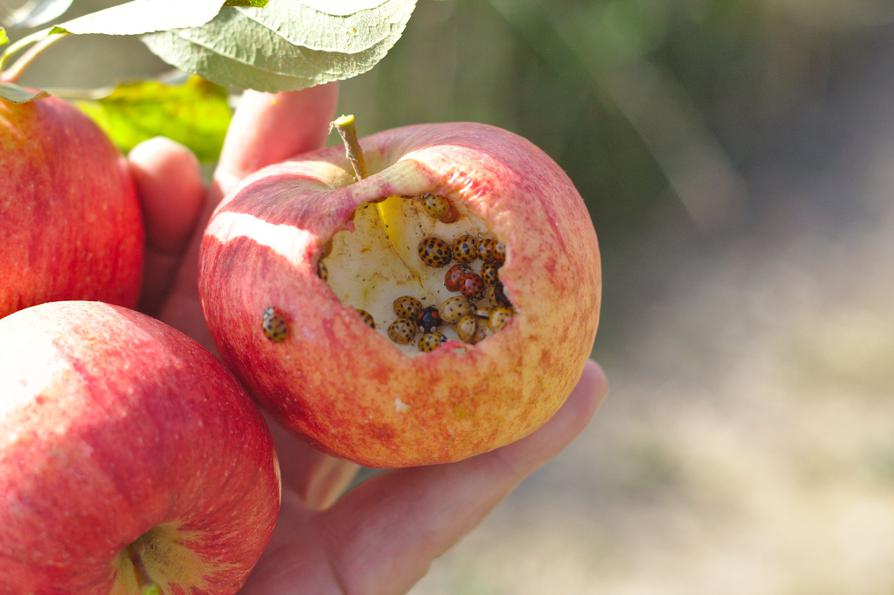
xmin=412 ymin=26 xmax=894 ymax=595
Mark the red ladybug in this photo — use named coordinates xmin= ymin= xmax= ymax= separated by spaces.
xmin=460 ymin=273 xmax=485 ymax=299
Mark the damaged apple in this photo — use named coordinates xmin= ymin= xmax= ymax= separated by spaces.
xmin=198 ymin=117 xmax=601 ymax=467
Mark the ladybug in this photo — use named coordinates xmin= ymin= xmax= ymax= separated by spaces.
xmin=477 ymin=236 xmax=506 ymax=265
xmin=460 ymin=273 xmax=485 ymax=300
xmin=418 ymin=331 xmax=447 ymax=353
xmin=454 ymin=315 xmax=480 ymax=344
xmin=387 ymin=319 xmax=418 ymax=345
xmin=355 ymin=309 xmax=376 ymax=329
xmin=418 ymin=236 xmax=452 ymax=268
xmin=261 ymin=307 xmax=288 ymax=342
xmin=488 ymin=307 xmax=513 ymax=331
xmin=452 ymin=234 xmax=478 ymax=264
xmin=444 ymin=264 xmax=471 ymax=292
xmin=481 ymin=262 xmax=498 ymax=287
xmin=393 ymin=295 xmax=423 ymax=320
xmin=420 ymin=194 xmax=458 ymax=223
xmin=417 ymin=306 xmax=442 ymax=333
xmin=439 ymin=296 xmax=472 ymax=323
xmin=485 ymin=281 xmax=510 ymax=306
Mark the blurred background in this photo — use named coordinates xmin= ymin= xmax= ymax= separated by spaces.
xmin=10 ymin=0 xmax=894 ymax=592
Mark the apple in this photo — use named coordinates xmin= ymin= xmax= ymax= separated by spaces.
xmin=0 ymin=301 xmax=280 ymax=593
xmin=0 ymin=96 xmax=144 ymax=319
xmin=199 ymin=120 xmax=601 ymax=467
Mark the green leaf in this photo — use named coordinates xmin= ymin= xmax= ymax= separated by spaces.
xmin=224 ymin=0 xmax=268 ymax=6
xmin=0 ymin=82 xmax=48 ymax=103
xmin=237 ymin=0 xmax=416 ymax=53
xmin=57 ymin=0 xmax=225 ymax=36
xmin=5 ymin=0 xmax=74 ymax=29
xmin=299 ymin=1 xmax=390 ymax=16
xmin=0 ymin=28 xmax=8 ymax=47
xmin=74 ymin=77 xmax=232 ymax=163
xmin=141 ymin=3 xmax=416 ymax=92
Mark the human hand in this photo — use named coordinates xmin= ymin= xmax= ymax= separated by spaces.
xmin=127 ymin=86 xmax=608 ymax=594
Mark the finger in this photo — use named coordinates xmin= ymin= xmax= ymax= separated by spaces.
xmin=128 ymin=137 xmax=204 ymax=313
xmin=130 ymin=137 xmax=204 ymax=253
xmin=314 ymin=361 xmax=608 ymax=594
xmin=239 ymin=492 xmax=341 ymax=594
xmin=215 ymin=83 xmax=339 ymax=197
xmin=264 ymin=412 xmax=360 ymax=510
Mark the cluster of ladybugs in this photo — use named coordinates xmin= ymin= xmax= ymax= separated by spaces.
xmin=264 ymin=194 xmax=515 ymax=351
xmin=355 ymin=193 xmax=514 ymax=353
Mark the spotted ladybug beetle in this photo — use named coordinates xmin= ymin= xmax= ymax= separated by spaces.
xmin=444 ymin=264 xmax=471 ymax=292
xmin=417 ymin=306 xmax=443 ymax=333
xmin=452 ymin=234 xmax=478 ymax=264
xmin=355 ymin=309 xmax=376 ymax=329
xmin=393 ymin=295 xmax=423 ymax=320
xmin=418 ymin=236 xmax=453 ymax=268
xmin=262 ymin=307 xmax=289 ymax=342
xmin=477 ymin=236 xmax=506 ymax=265
xmin=460 ymin=273 xmax=485 ymax=299
xmin=439 ymin=296 xmax=473 ymax=323
xmin=455 ymin=315 xmax=480 ymax=344
xmin=387 ymin=318 xmax=418 ymax=345
xmin=418 ymin=331 xmax=447 ymax=353
xmin=420 ymin=194 xmax=458 ymax=223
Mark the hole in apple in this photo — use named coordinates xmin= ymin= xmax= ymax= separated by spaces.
xmin=319 ymin=193 xmax=515 ymax=355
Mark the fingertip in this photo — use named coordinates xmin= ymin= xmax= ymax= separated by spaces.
xmin=216 ymin=83 xmax=339 ymax=195
xmin=551 ymin=359 xmax=608 ymax=439
xmin=129 ymin=135 xmax=193 ymax=165
xmin=129 ymin=137 xmax=204 ymax=254
xmin=485 ymin=359 xmax=607 ymax=480
xmin=577 ymin=359 xmax=609 ymax=414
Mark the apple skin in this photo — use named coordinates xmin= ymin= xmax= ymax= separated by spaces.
xmin=0 ymin=302 xmax=280 ymax=593
xmin=199 ymin=122 xmax=601 ymax=467
xmin=0 ymin=96 xmax=144 ymax=319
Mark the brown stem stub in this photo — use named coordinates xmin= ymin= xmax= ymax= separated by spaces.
xmin=331 ymin=114 xmax=368 ymax=181
xmin=126 ymin=542 xmax=160 ymax=594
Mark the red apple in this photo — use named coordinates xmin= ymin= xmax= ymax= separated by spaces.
xmin=199 ymin=121 xmax=601 ymax=467
xmin=0 ymin=301 xmax=280 ymax=593
xmin=0 ymin=96 xmax=143 ymax=319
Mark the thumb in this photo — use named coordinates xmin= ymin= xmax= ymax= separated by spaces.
xmin=215 ymin=83 xmax=339 ymax=197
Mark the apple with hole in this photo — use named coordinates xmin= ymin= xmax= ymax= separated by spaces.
xmin=199 ymin=118 xmax=601 ymax=467
xmin=0 ymin=96 xmax=143 ymax=319
xmin=0 ymin=301 xmax=280 ymax=593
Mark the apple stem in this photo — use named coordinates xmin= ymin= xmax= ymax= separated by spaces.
xmin=127 ymin=543 xmax=161 ymax=594
xmin=0 ymin=29 xmax=68 ymax=84
xmin=331 ymin=114 xmax=368 ymax=181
